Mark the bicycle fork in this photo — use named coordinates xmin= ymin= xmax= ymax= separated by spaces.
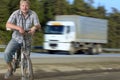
xmin=21 ymin=49 xmax=34 ymax=80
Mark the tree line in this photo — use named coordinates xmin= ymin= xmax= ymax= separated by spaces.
xmin=0 ymin=0 xmax=120 ymax=48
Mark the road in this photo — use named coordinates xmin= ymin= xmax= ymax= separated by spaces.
xmin=0 ymin=52 xmax=120 ymax=80
xmin=0 ymin=62 xmax=120 ymax=80
xmin=34 ymin=70 xmax=120 ymax=80
xmin=0 ymin=52 xmax=120 ymax=64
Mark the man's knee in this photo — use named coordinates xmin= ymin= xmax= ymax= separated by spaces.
xmin=4 ymin=52 xmax=12 ymax=63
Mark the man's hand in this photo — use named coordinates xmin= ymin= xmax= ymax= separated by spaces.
xmin=18 ymin=27 xmax=25 ymax=35
xmin=29 ymin=26 xmax=37 ymax=35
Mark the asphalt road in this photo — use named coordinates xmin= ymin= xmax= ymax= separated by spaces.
xmin=0 ymin=52 xmax=120 ymax=64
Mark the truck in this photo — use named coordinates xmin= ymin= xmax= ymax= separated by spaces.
xmin=43 ymin=15 xmax=108 ymax=55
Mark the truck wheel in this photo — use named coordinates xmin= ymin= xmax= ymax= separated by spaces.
xmin=96 ymin=44 xmax=102 ymax=54
xmin=69 ymin=46 xmax=75 ymax=55
xmin=88 ymin=47 xmax=97 ymax=55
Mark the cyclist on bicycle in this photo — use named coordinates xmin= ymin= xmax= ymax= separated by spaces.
xmin=4 ymin=0 xmax=41 ymax=79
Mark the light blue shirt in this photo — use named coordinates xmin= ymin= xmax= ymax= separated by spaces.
xmin=7 ymin=9 xmax=40 ymax=43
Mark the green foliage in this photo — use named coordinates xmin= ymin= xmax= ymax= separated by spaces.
xmin=72 ymin=0 xmax=88 ymax=16
xmin=7 ymin=0 xmax=19 ymax=14
xmin=32 ymin=31 xmax=44 ymax=46
xmin=106 ymin=11 xmax=120 ymax=48
xmin=0 ymin=30 xmax=12 ymax=44
xmin=40 ymin=0 xmax=70 ymax=23
xmin=0 ymin=0 xmax=120 ymax=48
xmin=0 ymin=0 xmax=9 ymax=31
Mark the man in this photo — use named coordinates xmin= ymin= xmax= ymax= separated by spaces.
xmin=4 ymin=0 xmax=41 ymax=79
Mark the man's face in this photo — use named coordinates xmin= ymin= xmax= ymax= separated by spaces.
xmin=20 ymin=1 xmax=29 ymax=14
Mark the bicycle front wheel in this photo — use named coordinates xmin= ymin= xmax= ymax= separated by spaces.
xmin=21 ymin=55 xmax=34 ymax=80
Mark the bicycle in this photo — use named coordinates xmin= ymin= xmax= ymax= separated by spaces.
xmin=12 ymin=31 xmax=34 ymax=80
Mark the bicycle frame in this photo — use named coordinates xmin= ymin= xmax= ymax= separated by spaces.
xmin=21 ymin=31 xmax=34 ymax=80
xmin=12 ymin=31 xmax=34 ymax=80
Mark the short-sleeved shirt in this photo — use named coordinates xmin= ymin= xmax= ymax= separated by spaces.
xmin=7 ymin=9 xmax=40 ymax=43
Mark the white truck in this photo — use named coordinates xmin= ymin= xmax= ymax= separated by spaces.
xmin=44 ymin=15 xmax=108 ymax=55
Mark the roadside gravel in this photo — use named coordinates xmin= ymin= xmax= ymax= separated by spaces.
xmin=0 ymin=58 xmax=120 ymax=80
xmin=0 ymin=58 xmax=120 ymax=73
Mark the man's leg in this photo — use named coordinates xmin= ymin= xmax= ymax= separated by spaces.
xmin=4 ymin=39 xmax=21 ymax=79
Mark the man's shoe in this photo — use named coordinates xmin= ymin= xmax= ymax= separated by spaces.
xmin=4 ymin=69 xmax=13 ymax=79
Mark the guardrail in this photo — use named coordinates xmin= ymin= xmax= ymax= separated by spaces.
xmin=103 ymin=48 xmax=120 ymax=52
xmin=0 ymin=45 xmax=43 ymax=49
xmin=0 ymin=45 xmax=6 ymax=48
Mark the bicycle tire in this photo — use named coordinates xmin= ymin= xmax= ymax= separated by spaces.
xmin=21 ymin=54 xmax=34 ymax=80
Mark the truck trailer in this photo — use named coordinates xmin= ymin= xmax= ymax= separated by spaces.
xmin=44 ymin=15 xmax=108 ymax=55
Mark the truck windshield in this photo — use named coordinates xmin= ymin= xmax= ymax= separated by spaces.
xmin=45 ymin=25 xmax=64 ymax=34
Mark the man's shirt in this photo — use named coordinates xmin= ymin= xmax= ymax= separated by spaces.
xmin=7 ymin=9 xmax=40 ymax=43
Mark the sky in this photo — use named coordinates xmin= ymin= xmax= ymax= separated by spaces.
xmin=68 ymin=0 xmax=120 ymax=13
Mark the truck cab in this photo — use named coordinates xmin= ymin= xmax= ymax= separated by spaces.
xmin=44 ymin=21 xmax=75 ymax=54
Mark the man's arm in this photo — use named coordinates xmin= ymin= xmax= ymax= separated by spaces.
xmin=31 ymin=24 xmax=41 ymax=31
xmin=6 ymin=22 xmax=20 ymax=30
xmin=6 ymin=22 xmax=25 ymax=34
xmin=32 ymin=24 xmax=41 ymax=32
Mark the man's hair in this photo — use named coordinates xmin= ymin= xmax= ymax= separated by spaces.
xmin=20 ymin=0 xmax=30 ymax=5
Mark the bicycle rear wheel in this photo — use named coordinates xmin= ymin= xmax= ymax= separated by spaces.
xmin=21 ymin=55 xmax=34 ymax=80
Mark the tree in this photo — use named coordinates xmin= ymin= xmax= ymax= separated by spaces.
xmin=0 ymin=0 xmax=9 ymax=31
xmin=53 ymin=0 xmax=70 ymax=15
xmin=107 ymin=9 xmax=120 ymax=48
xmin=95 ymin=6 xmax=106 ymax=18
xmin=7 ymin=0 xmax=19 ymax=14
xmin=0 ymin=0 xmax=11 ymax=44
xmin=72 ymin=0 xmax=88 ymax=16
xmin=40 ymin=0 xmax=70 ymax=24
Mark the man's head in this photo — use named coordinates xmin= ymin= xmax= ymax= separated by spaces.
xmin=20 ymin=0 xmax=30 ymax=14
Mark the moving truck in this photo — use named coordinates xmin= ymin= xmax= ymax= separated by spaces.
xmin=44 ymin=15 xmax=108 ymax=55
